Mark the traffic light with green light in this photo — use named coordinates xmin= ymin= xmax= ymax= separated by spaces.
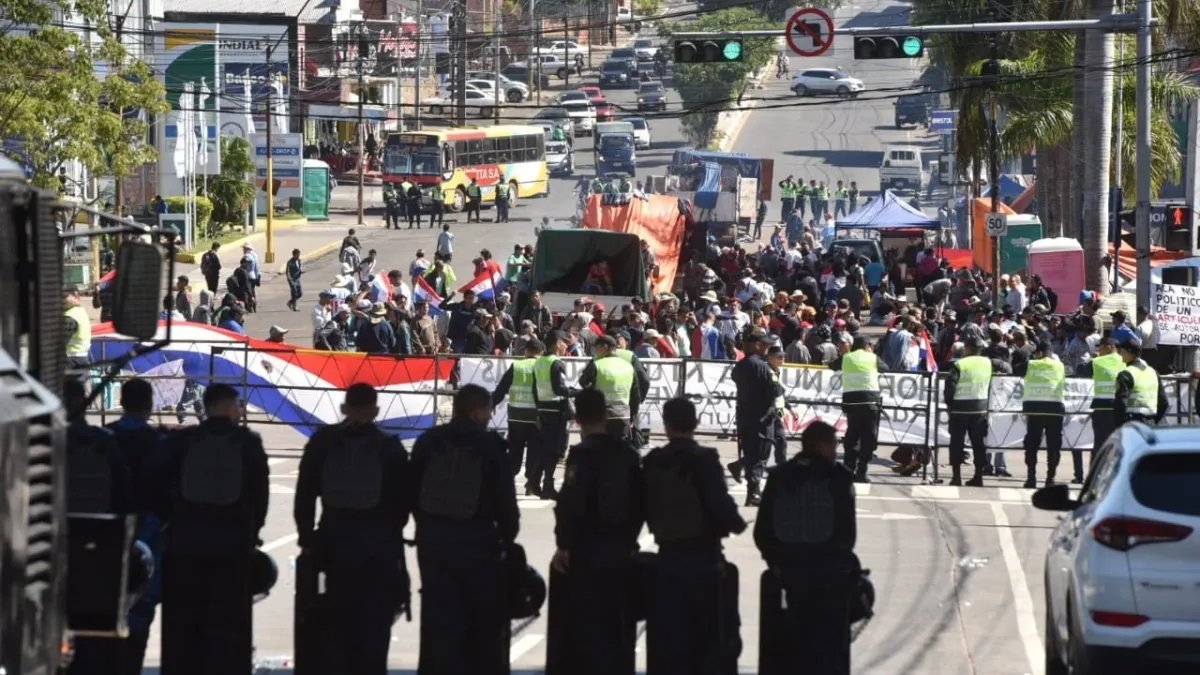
xmin=853 ymin=35 xmax=924 ymax=59
xmin=674 ymin=38 xmax=744 ymax=63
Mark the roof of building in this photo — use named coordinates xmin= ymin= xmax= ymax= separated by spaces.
xmin=159 ymin=0 xmax=339 ymax=24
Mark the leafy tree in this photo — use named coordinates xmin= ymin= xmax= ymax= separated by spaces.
xmin=201 ymin=136 xmax=257 ymax=232
xmin=0 ymin=0 xmax=166 ymax=191
xmin=661 ymin=7 xmax=775 ymax=147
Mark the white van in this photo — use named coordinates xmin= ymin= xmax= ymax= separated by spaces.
xmin=879 ymin=145 xmax=924 ymax=194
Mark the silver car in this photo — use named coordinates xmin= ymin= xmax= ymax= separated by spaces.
xmin=790 ymin=68 xmax=865 ymax=98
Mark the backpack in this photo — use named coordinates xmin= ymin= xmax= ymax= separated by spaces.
xmin=67 ymin=427 xmax=115 ymax=513
xmin=643 ymin=459 xmax=703 ymax=544
xmin=179 ymin=431 xmax=244 ymax=507
xmin=1044 ymin=287 xmax=1059 ymax=313
xmin=320 ymin=433 xmax=384 ymax=510
xmin=200 ymin=251 xmax=216 ymax=276
xmin=771 ymin=465 xmax=835 ymax=545
xmin=418 ymin=432 xmax=484 ymax=520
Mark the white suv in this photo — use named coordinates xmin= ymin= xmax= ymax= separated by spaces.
xmin=790 ymin=68 xmax=865 ymax=98
xmin=1035 ymin=423 xmax=1200 ymax=674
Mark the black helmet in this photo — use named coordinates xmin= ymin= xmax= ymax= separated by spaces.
xmin=504 ymin=543 xmax=546 ymax=619
xmin=251 ymin=550 xmax=279 ymax=602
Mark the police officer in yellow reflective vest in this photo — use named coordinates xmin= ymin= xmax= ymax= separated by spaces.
xmin=398 ymin=179 xmax=414 ymax=222
xmin=1021 ymin=341 xmax=1066 ymax=488
xmin=532 ymin=332 xmax=572 ymax=498
xmin=1114 ymin=340 xmax=1167 ymax=425
xmin=427 ymin=184 xmax=445 ymax=229
xmin=494 ymin=180 xmax=511 ymax=223
xmin=578 ymin=335 xmax=637 ymax=439
xmin=796 ymin=179 xmax=810 ymax=219
xmin=832 ymin=336 xmax=886 ymax=483
xmin=491 ymin=339 xmax=543 ymax=489
xmin=610 ymin=330 xmax=651 ymax=446
xmin=465 ymin=178 xmax=483 ymax=222
xmin=1075 ymin=335 xmax=1123 ymax=481
xmin=65 ymin=285 xmax=93 ymax=372
xmin=833 ymin=180 xmax=849 ymax=218
xmin=944 ymin=339 xmax=992 ymax=487
xmin=778 ymin=175 xmax=797 ymax=221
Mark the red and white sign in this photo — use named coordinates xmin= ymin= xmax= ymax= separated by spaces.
xmin=785 ymin=7 xmax=835 ymax=57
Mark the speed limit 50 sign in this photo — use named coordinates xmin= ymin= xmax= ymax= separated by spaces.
xmin=984 ymin=212 xmax=1008 ymax=237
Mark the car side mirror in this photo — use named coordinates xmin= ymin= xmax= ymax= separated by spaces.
xmin=112 ymin=241 xmax=164 ymax=341
xmin=1031 ymin=483 xmax=1079 ymax=512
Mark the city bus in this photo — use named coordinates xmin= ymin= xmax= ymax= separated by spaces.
xmin=381 ymin=125 xmax=550 ymax=211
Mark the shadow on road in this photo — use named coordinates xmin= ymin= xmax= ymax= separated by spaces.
xmin=781 ymin=149 xmax=884 ymax=168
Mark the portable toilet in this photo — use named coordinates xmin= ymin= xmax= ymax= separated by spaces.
xmin=999 ymin=214 xmax=1043 ymax=275
xmin=301 ymin=159 xmax=331 ymax=221
xmin=1027 ymin=237 xmax=1085 ymax=313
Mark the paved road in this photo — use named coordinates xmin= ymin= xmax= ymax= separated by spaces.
xmin=734 ymin=0 xmax=939 ymax=221
xmin=139 ymin=437 xmax=1059 ymax=674
xmin=236 ymin=65 xmax=691 ymax=343
xmin=141 ymin=2 xmax=1065 ymax=672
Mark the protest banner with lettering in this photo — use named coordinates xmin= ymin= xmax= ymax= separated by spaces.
xmin=1152 ymin=283 xmax=1200 ymax=346
xmin=459 ymin=356 xmax=1193 ymax=450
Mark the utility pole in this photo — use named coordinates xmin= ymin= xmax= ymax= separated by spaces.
xmin=985 ymin=44 xmax=1002 ymax=301
xmin=356 ymin=21 xmax=366 ymax=225
xmin=396 ymin=13 xmax=404 ymax=131
xmin=454 ymin=0 xmax=467 ymax=127
xmin=414 ymin=0 xmax=423 ymax=131
xmin=1134 ymin=0 xmax=1152 ymax=312
xmin=1111 ymin=14 xmax=1124 ymax=293
xmin=265 ymin=43 xmax=277 ymax=264
xmin=562 ymin=22 xmax=570 ymax=87
xmin=494 ymin=0 xmax=502 ymax=125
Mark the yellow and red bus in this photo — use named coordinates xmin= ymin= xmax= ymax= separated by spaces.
xmin=381 ymin=125 xmax=550 ymax=211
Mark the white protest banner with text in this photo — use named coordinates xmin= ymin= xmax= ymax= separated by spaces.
xmin=1152 ymin=283 xmax=1200 ymax=346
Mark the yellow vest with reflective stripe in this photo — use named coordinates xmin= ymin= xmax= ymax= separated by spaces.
xmin=509 ymin=358 xmax=537 ymax=409
xmin=614 ymin=348 xmax=635 ymax=364
xmin=1091 ymin=352 xmax=1124 ymax=404
xmin=65 ymin=305 xmax=92 ymax=358
xmin=780 ymin=183 xmax=796 ymax=198
xmin=835 ymin=187 xmax=848 ymax=199
xmin=1126 ymin=363 xmax=1158 ymax=417
xmin=495 ymin=183 xmax=510 ymax=199
xmin=951 ymin=355 xmax=991 ymax=412
xmin=1022 ymin=357 xmax=1065 ymax=415
xmin=534 ymin=355 xmax=562 ymax=404
xmin=594 ymin=356 xmax=634 ymax=411
xmin=467 ymin=183 xmax=481 ymax=197
xmin=841 ymin=351 xmax=879 ymax=393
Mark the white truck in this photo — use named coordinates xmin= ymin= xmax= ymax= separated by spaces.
xmin=879 ymin=144 xmax=924 ymax=194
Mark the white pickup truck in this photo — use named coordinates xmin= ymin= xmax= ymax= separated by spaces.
xmin=879 ymin=144 xmax=924 ymax=194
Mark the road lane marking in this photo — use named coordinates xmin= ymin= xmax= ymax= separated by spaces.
xmin=268 ymin=457 xmax=289 ymax=466
xmin=912 ymin=485 xmax=959 ymax=500
xmin=509 ymin=633 xmax=543 ymax=663
xmin=854 ymin=483 xmax=872 ymax=496
xmin=518 ymin=499 xmax=553 ymax=510
xmin=270 ymin=484 xmax=296 ymax=494
xmin=990 ymin=502 xmax=1045 ymax=675
xmin=997 ymin=487 xmax=1030 ymax=502
xmin=261 ymin=533 xmax=299 ymax=552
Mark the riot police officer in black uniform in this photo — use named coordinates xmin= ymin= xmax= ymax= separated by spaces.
xmin=295 ymin=383 xmax=410 ymax=675
xmin=754 ymin=421 xmax=857 ymax=675
xmin=731 ymin=328 xmax=777 ymax=505
xmin=643 ymin=397 xmax=747 ymax=675
xmin=160 ymin=383 xmax=269 ymax=675
xmin=63 ymin=377 xmax=136 ymax=675
xmin=548 ymin=389 xmax=644 ymax=675
xmin=411 ymin=384 xmax=519 ymax=675
xmin=106 ymin=377 xmax=168 ymax=675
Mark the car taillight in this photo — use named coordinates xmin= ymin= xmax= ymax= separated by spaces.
xmin=1090 ymin=610 xmax=1150 ymax=627
xmin=1090 ymin=516 xmax=1193 ymax=551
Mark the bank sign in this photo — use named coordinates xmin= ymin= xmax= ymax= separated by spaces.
xmin=929 ymin=109 xmax=957 ymax=134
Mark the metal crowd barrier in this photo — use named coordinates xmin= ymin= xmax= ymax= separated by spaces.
xmin=89 ymin=340 xmax=1196 ymax=476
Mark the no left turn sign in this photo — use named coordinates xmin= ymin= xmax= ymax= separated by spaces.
xmin=785 ymin=7 xmax=835 ymax=57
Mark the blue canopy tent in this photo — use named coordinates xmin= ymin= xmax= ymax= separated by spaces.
xmin=692 ymin=160 xmax=722 ymax=209
xmin=834 ymin=190 xmax=938 ymax=229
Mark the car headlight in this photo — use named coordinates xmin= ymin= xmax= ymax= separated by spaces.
xmin=638 ymin=97 xmax=645 ymax=103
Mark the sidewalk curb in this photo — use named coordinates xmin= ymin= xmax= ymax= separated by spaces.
xmin=173 ymin=218 xmax=309 ymax=264
xmin=275 ymin=240 xmax=341 ymax=274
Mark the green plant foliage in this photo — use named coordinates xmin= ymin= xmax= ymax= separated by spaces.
xmin=0 ymin=0 xmax=168 ymax=190
xmin=661 ymin=7 xmax=775 ymax=147
xmin=165 ymin=195 xmax=214 ymax=234
xmin=202 ymin=136 xmax=257 ymax=228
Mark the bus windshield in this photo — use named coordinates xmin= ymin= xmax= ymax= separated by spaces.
xmin=384 ymin=134 xmax=443 ymax=176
